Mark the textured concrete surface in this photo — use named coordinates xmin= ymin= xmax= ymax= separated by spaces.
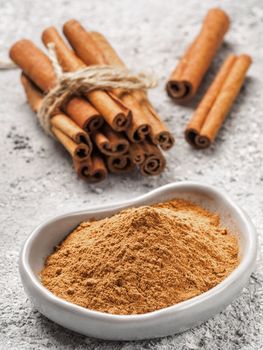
xmin=0 ymin=0 xmax=263 ymax=349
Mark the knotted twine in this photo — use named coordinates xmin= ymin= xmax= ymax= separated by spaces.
xmin=37 ymin=43 xmax=158 ymax=135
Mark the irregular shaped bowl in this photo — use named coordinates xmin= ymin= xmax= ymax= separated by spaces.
xmin=19 ymin=182 xmax=257 ymax=340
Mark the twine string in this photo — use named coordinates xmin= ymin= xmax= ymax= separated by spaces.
xmin=0 ymin=59 xmax=17 ymax=70
xmin=38 ymin=43 xmax=158 ymax=135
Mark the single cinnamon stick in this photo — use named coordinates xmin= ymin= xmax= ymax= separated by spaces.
xmin=92 ymin=124 xmax=129 ymax=156
xmin=90 ymin=31 xmax=174 ymax=149
xmin=73 ymin=154 xmax=108 ymax=182
xmin=185 ymin=54 xmax=252 ymax=148
xmin=166 ymin=8 xmax=230 ymax=101
xmin=21 ymin=73 xmax=92 ymax=154
xmin=42 ymin=27 xmax=131 ymax=132
xmin=139 ymin=142 xmax=166 ymax=176
xmin=73 ymin=158 xmax=92 ymax=179
xmin=63 ymin=21 xmax=151 ymax=142
xmin=50 ymin=114 xmax=91 ymax=146
xmin=62 ymin=20 xmax=106 ymax=66
xmin=129 ymin=143 xmax=146 ymax=165
xmin=10 ymin=39 xmax=56 ymax=92
xmin=66 ymin=97 xmax=103 ymax=133
xmin=51 ymin=126 xmax=90 ymax=161
xmin=106 ymin=153 xmax=134 ymax=174
xmin=20 ymin=73 xmax=43 ymax=113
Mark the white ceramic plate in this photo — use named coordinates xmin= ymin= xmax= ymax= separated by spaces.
xmin=19 ymin=182 xmax=258 ymax=340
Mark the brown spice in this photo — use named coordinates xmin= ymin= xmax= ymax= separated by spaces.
xmin=40 ymin=199 xmax=239 ymax=315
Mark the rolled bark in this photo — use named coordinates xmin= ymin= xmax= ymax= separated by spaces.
xmin=106 ymin=153 xmax=134 ymax=174
xmin=42 ymin=27 xmax=131 ymax=132
xmin=51 ymin=126 xmax=90 ymax=161
xmin=10 ymin=39 xmax=56 ymax=92
xmin=73 ymin=158 xmax=92 ymax=179
xmin=166 ymin=8 xmax=230 ymax=101
xmin=139 ymin=142 xmax=166 ymax=176
xmin=90 ymin=31 xmax=174 ymax=149
xmin=92 ymin=124 xmax=129 ymax=156
xmin=185 ymin=54 xmax=252 ymax=148
xmin=65 ymin=97 xmax=103 ymax=133
xmin=129 ymin=142 xmax=146 ymax=165
xmin=50 ymin=114 xmax=92 ymax=146
xmin=73 ymin=154 xmax=108 ymax=182
xmin=63 ymin=20 xmax=106 ymax=66
xmin=20 ymin=73 xmax=43 ymax=113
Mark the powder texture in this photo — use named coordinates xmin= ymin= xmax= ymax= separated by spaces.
xmin=40 ymin=199 xmax=239 ymax=315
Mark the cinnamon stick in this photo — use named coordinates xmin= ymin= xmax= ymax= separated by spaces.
xmin=51 ymin=126 xmax=90 ymax=161
xmin=21 ymin=73 xmax=92 ymax=153
xmin=138 ymin=142 xmax=166 ymax=176
xmin=20 ymin=73 xmax=43 ymax=113
xmin=66 ymin=97 xmax=103 ymax=133
xmin=166 ymin=8 xmax=230 ymax=101
xmin=50 ymin=114 xmax=91 ymax=146
xmin=90 ymin=31 xmax=174 ymax=149
xmin=129 ymin=143 xmax=146 ymax=165
xmin=73 ymin=158 xmax=92 ymax=179
xmin=42 ymin=27 xmax=131 ymax=132
xmin=10 ymin=39 xmax=56 ymax=92
xmin=63 ymin=21 xmax=151 ymax=142
xmin=92 ymin=124 xmax=129 ymax=156
xmin=185 ymin=54 xmax=252 ymax=148
xmin=106 ymin=153 xmax=134 ymax=174
xmin=73 ymin=155 xmax=108 ymax=182
xmin=62 ymin=20 xmax=106 ymax=66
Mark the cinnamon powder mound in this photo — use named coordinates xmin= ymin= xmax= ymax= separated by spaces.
xmin=40 ymin=199 xmax=239 ymax=315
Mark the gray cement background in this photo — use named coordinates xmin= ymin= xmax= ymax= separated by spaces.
xmin=0 ymin=0 xmax=262 ymax=349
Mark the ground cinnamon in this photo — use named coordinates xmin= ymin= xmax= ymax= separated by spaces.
xmin=41 ymin=199 xmax=239 ymax=315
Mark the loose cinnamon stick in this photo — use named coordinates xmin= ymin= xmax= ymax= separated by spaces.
xmin=138 ymin=142 xmax=166 ymax=176
xmin=93 ymin=124 xmax=129 ymax=156
xmin=185 ymin=54 xmax=252 ymax=148
xmin=42 ymin=27 xmax=131 ymax=132
xmin=90 ymin=31 xmax=174 ymax=149
xmin=166 ymin=8 xmax=230 ymax=101
xmin=21 ymin=73 xmax=92 ymax=154
xmin=63 ymin=21 xmax=151 ymax=142
xmin=106 ymin=153 xmax=134 ymax=174
xmin=51 ymin=126 xmax=90 ymax=161
xmin=73 ymin=155 xmax=108 ymax=182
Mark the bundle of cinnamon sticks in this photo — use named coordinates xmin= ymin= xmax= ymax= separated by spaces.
xmin=10 ymin=21 xmax=174 ymax=182
xmin=166 ymin=8 xmax=252 ymax=149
